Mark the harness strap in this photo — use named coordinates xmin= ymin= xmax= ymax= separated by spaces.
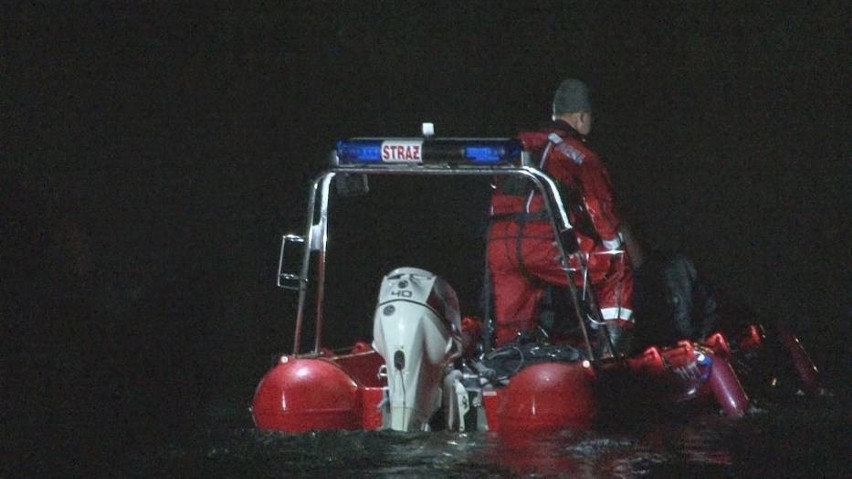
xmin=488 ymin=211 xmax=549 ymax=222
xmin=513 ymin=134 xmax=566 ymax=287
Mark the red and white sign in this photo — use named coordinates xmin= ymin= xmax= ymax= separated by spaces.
xmin=381 ymin=140 xmax=423 ymax=163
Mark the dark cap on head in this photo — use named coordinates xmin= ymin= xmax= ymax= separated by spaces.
xmin=552 ymin=78 xmax=592 ymax=116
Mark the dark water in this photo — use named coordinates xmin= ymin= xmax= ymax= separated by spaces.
xmin=106 ymin=398 xmax=846 ymax=478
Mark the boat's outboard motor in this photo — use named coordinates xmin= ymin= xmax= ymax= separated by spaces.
xmin=372 ymin=267 xmax=463 ymax=431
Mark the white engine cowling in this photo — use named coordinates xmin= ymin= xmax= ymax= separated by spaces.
xmin=372 ymin=267 xmax=463 ymax=431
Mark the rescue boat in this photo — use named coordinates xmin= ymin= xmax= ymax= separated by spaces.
xmin=252 ymin=127 xmax=824 ymax=433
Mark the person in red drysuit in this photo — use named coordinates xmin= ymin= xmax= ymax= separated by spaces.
xmin=487 ymin=78 xmax=634 ymax=354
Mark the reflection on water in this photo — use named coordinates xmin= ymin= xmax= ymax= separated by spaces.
xmin=122 ymin=398 xmax=846 ymax=478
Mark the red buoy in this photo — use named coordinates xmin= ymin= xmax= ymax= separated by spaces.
xmin=707 ymin=353 xmax=749 ymax=417
xmin=777 ymin=326 xmax=823 ymax=395
xmin=498 ymin=362 xmax=597 ymax=431
xmin=252 ymin=357 xmax=361 ymax=432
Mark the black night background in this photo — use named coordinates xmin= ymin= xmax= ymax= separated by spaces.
xmin=2 ymin=2 xmax=849 ymax=476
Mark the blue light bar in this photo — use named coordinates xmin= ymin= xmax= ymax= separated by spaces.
xmin=335 ymin=138 xmax=524 ymax=165
xmin=465 ymin=145 xmax=510 ymax=163
xmin=335 ymin=139 xmax=385 ymax=164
